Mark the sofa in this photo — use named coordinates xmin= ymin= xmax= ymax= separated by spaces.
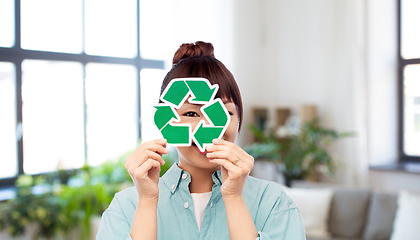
xmin=284 ymin=183 xmax=400 ymax=240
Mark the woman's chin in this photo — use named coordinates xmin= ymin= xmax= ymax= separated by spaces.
xmin=177 ymin=145 xmax=220 ymax=170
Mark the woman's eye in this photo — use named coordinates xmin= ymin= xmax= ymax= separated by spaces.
xmin=228 ymin=111 xmax=233 ymax=116
xmin=185 ymin=111 xmax=199 ymax=117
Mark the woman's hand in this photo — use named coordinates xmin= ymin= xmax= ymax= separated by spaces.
xmin=125 ymin=139 xmax=168 ymax=201
xmin=206 ymin=139 xmax=254 ymax=199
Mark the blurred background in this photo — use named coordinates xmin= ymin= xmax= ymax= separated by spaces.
xmin=0 ymin=0 xmax=419 ymax=239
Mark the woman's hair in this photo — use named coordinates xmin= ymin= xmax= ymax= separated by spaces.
xmin=160 ymin=41 xmax=243 ymax=131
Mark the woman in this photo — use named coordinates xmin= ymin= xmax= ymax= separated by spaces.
xmin=97 ymin=41 xmax=305 ymax=240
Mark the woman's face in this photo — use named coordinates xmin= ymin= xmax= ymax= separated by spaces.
xmin=176 ymin=96 xmax=239 ymax=171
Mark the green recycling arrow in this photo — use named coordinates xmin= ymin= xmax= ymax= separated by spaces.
xmin=154 ymin=78 xmax=231 ymax=152
xmin=192 ymin=121 xmax=224 ymax=150
xmin=154 ymin=105 xmax=178 ymax=130
xmin=161 ymin=123 xmax=191 ymax=145
xmin=186 ymin=80 xmax=217 ymax=103
xmin=161 ymin=80 xmax=190 ymax=108
xmin=202 ymin=99 xmax=229 ymax=127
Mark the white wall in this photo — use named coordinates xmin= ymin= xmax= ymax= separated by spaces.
xmin=232 ymin=0 xmax=420 ymax=190
xmin=139 ymin=0 xmax=235 ymax=143
xmin=233 ymin=0 xmax=365 ymax=186
xmin=364 ymin=0 xmax=420 ymax=191
xmin=366 ymin=0 xmax=399 ymax=166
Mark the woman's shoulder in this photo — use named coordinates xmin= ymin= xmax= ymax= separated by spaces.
xmin=244 ymin=176 xmax=297 ymax=211
xmin=113 ymin=186 xmax=138 ymax=206
xmin=244 ymin=175 xmax=287 ymax=194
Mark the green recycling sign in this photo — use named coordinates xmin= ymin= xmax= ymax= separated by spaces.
xmin=154 ymin=78 xmax=231 ymax=152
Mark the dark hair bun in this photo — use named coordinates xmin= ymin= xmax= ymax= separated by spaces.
xmin=172 ymin=41 xmax=215 ymax=64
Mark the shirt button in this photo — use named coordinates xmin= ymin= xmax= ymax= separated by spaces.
xmin=210 ymin=202 xmax=213 ymax=208
xmin=171 ymin=184 xmax=175 ymax=190
xmin=184 ymin=202 xmax=189 ymax=208
xmin=182 ymin=173 xmax=187 ymax=179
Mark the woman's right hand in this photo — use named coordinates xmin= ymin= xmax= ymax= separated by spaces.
xmin=125 ymin=139 xmax=168 ymax=201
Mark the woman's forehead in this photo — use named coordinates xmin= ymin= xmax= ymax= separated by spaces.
xmin=222 ymin=99 xmax=233 ymax=104
xmin=180 ymin=102 xmax=201 ymax=108
xmin=179 ymin=98 xmax=235 ymax=108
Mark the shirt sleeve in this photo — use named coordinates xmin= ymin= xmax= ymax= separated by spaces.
xmin=254 ymin=185 xmax=306 ymax=240
xmin=96 ymin=194 xmax=133 ymax=240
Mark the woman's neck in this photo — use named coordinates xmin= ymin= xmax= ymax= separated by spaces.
xmin=178 ymin=163 xmax=217 ymax=193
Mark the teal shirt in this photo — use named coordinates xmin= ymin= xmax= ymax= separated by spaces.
xmin=96 ymin=164 xmax=305 ymax=240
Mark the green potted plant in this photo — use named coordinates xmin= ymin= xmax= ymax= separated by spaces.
xmin=247 ymin=118 xmax=353 ymax=186
xmin=244 ymin=124 xmax=282 ymax=160
xmin=244 ymin=126 xmax=282 ymax=181
xmin=0 ymin=144 xmax=178 ymax=240
xmin=0 ymin=175 xmax=71 ymax=239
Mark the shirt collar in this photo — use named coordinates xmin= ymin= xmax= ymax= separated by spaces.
xmin=162 ymin=163 xmax=222 ymax=193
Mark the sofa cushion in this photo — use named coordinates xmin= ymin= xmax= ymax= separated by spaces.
xmin=328 ymin=188 xmax=370 ymax=238
xmin=362 ymin=191 xmax=398 ymax=240
xmin=283 ymin=186 xmax=334 ymax=238
xmin=390 ymin=190 xmax=420 ymax=240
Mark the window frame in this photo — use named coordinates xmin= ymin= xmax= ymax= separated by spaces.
xmin=397 ymin=0 xmax=420 ymax=163
xmin=0 ymin=0 xmax=164 ymax=187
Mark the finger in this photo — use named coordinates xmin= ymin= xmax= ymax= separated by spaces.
xmin=131 ymin=150 xmax=165 ymax=170
xmin=206 ymin=143 xmax=230 ymax=152
xmin=212 ymin=138 xmax=252 ymax=156
xmin=134 ymin=158 xmax=161 ymax=180
xmin=209 ymin=152 xmax=254 ymax=178
xmin=212 ymin=138 xmax=234 ymax=147
xmin=207 ymin=140 xmax=254 ymax=166
xmin=209 ymin=158 xmax=250 ymax=180
xmin=208 ymin=158 xmax=240 ymax=173
xmin=206 ymin=141 xmax=239 ymax=157
xmin=208 ymin=139 xmax=244 ymax=157
xmin=206 ymin=151 xmax=237 ymax=162
xmin=212 ymin=139 xmax=249 ymax=159
xmin=206 ymin=146 xmax=250 ymax=165
xmin=150 ymin=138 xmax=167 ymax=145
xmin=127 ymin=152 xmax=165 ymax=175
xmin=142 ymin=139 xmax=169 ymax=154
xmin=144 ymin=150 xmax=166 ymax=165
xmin=211 ymin=155 xmax=248 ymax=174
xmin=127 ymin=139 xmax=168 ymax=165
xmin=136 ymin=141 xmax=168 ymax=158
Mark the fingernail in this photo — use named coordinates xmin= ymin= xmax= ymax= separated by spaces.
xmin=213 ymin=139 xmax=221 ymax=143
xmin=206 ymin=145 xmax=213 ymax=151
xmin=161 ymin=139 xmax=167 ymax=143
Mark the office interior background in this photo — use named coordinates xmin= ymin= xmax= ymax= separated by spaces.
xmin=0 ymin=0 xmax=420 ymax=239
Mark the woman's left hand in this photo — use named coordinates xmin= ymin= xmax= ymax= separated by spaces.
xmin=206 ymin=139 xmax=254 ymax=199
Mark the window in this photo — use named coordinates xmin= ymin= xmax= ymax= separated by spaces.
xmin=0 ymin=0 xmax=164 ymax=187
xmin=85 ymin=63 xmax=138 ymax=166
xmin=399 ymin=0 xmax=420 ymax=162
xmin=0 ymin=62 xmax=17 ymax=179
xmin=21 ymin=60 xmax=85 ymax=174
